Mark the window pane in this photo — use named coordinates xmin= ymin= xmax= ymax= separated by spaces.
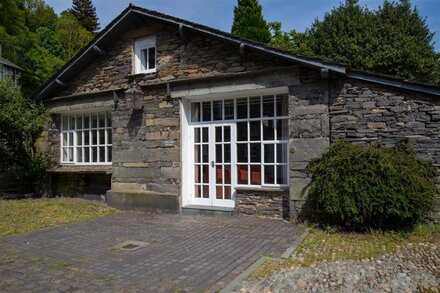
xmin=68 ymin=133 xmax=73 ymax=147
xmin=263 ymin=95 xmax=274 ymax=117
xmin=263 ymin=120 xmax=275 ymax=140
xmin=99 ymin=129 xmax=105 ymax=144
xmin=69 ymin=116 xmax=75 ymax=130
xmin=276 ymin=95 xmax=288 ymax=116
xmin=202 ymin=127 xmax=208 ymax=142
xmin=99 ymin=146 xmax=105 ymax=162
xmin=68 ymin=148 xmax=73 ymax=162
xmin=277 ymin=165 xmax=287 ymax=185
xmin=195 ymin=185 xmax=201 ymax=198
xmin=76 ymin=115 xmax=83 ymax=129
xmin=107 ymin=146 xmax=112 ymax=162
xmin=237 ymin=143 xmax=248 ymax=163
xmin=106 ymin=129 xmax=112 ymax=144
xmin=249 ymin=121 xmax=260 ymax=141
xmin=216 ymin=166 xmax=222 ymax=184
xmin=148 ymin=47 xmax=156 ymax=70
xmin=202 ymin=185 xmax=209 ymax=198
xmin=77 ymin=131 xmax=83 ymax=146
xmin=92 ymin=113 xmax=98 ymax=128
xmin=77 ymin=148 xmax=83 ymax=163
xmin=92 ymin=147 xmax=97 ymax=162
xmin=62 ymin=133 xmax=68 ymax=146
xmin=216 ymin=186 xmax=223 ymax=199
xmin=225 ymin=186 xmax=231 ymax=199
xmin=84 ymin=147 xmax=90 ymax=162
xmin=213 ymin=100 xmax=222 ymax=120
xmin=264 ymin=165 xmax=275 ymax=184
xmin=250 ymin=165 xmax=261 ymax=185
xmin=194 ymin=145 xmax=200 ymax=163
xmin=141 ymin=48 xmax=148 ymax=71
xmin=277 ymin=119 xmax=288 ymax=140
xmin=250 ymin=143 xmax=261 ymax=163
xmin=224 ymin=99 xmax=234 ymax=120
xmin=224 ymin=165 xmax=231 ymax=184
xmin=264 ymin=144 xmax=274 ymax=163
xmin=202 ymin=101 xmax=211 ymax=122
xmin=84 ymin=131 xmax=90 ymax=145
xmin=237 ymin=122 xmax=247 ymax=141
xmin=194 ymin=128 xmax=200 ymax=143
xmin=224 ymin=126 xmax=230 ymax=142
xmin=62 ymin=148 xmax=68 ymax=161
xmin=62 ymin=116 xmax=68 ymax=130
xmin=277 ymin=144 xmax=288 ymax=163
xmin=236 ymin=98 xmax=247 ymax=119
xmin=215 ymin=126 xmax=222 ymax=142
xmin=195 ymin=165 xmax=201 ymax=183
xmin=202 ymin=145 xmax=209 ymax=163
xmin=216 ymin=144 xmax=222 ymax=163
xmin=202 ymin=165 xmax=209 ymax=183
xmin=249 ymin=96 xmax=261 ymax=118
xmin=92 ymin=130 xmax=97 ymax=145
xmin=224 ymin=144 xmax=231 ymax=163
xmin=237 ymin=165 xmax=248 ymax=185
xmin=191 ymin=102 xmax=200 ymax=122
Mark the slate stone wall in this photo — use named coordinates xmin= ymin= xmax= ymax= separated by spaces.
xmin=111 ymin=86 xmax=181 ymax=195
xmin=59 ymin=22 xmax=291 ymax=97
xmin=236 ymin=189 xmax=290 ymax=219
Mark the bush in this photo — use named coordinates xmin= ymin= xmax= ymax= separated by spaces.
xmin=306 ymin=140 xmax=438 ymax=230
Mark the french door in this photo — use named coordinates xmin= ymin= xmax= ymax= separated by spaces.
xmin=191 ymin=123 xmax=235 ymax=208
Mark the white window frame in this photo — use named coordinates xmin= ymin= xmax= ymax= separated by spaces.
xmin=134 ymin=36 xmax=156 ymax=74
xmin=188 ymin=93 xmax=289 ymax=189
xmin=60 ymin=110 xmax=112 ymax=165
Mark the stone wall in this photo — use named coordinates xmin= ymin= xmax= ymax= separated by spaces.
xmin=236 ymin=189 xmax=290 ymax=219
xmin=329 ymin=78 xmax=440 ymax=217
xmin=59 ymin=22 xmax=291 ymax=97
xmin=111 ymin=86 xmax=181 ymax=195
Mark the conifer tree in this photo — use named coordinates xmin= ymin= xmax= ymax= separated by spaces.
xmin=231 ymin=0 xmax=271 ymax=43
xmin=70 ymin=0 xmax=100 ymax=33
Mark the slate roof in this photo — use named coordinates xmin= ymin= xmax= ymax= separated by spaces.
xmin=33 ymin=4 xmax=440 ymax=100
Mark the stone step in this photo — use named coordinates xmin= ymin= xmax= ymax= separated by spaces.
xmin=181 ymin=205 xmax=235 ymax=217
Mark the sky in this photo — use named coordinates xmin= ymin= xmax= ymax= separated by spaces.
xmin=46 ymin=0 xmax=440 ymax=51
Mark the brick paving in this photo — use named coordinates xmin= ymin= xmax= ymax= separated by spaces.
xmin=0 ymin=211 xmax=303 ymax=292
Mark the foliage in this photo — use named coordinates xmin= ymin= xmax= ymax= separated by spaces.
xmin=70 ymin=0 xmax=100 ymax=33
xmin=306 ymin=140 xmax=437 ymax=230
xmin=0 ymin=0 xmax=95 ymax=96
xmin=55 ymin=11 xmax=94 ymax=60
xmin=0 ymin=198 xmax=116 ymax=235
xmin=269 ymin=0 xmax=440 ymax=84
xmin=231 ymin=0 xmax=271 ymax=43
xmin=0 ymin=79 xmax=50 ymax=193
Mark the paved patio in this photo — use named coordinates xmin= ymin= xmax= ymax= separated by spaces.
xmin=0 ymin=211 xmax=303 ymax=292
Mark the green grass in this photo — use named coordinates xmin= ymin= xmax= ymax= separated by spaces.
xmin=0 ymin=197 xmax=116 ymax=235
xmin=252 ymin=223 xmax=440 ymax=280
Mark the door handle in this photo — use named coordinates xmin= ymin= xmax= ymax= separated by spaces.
xmin=211 ymin=161 xmax=214 ymax=167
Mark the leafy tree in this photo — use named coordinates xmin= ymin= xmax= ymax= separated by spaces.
xmin=55 ymin=11 xmax=93 ymax=60
xmin=22 ymin=0 xmax=58 ymax=32
xmin=0 ymin=79 xmax=50 ymax=194
xmin=231 ymin=0 xmax=271 ymax=43
xmin=70 ymin=0 xmax=100 ymax=33
xmin=269 ymin=22 xmax=312 ymax=54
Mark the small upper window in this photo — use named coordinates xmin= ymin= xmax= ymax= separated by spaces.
xmin=134 ymin=36 xmax=156 ymax=74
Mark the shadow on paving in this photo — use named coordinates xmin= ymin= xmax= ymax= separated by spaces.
xmin=0 ymin=211 xmax=304 ymax=292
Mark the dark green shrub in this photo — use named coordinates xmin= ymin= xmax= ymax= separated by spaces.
xmin=307 ymin=140 xmax=438 ymax=230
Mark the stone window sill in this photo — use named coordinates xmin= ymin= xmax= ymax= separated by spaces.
xmin=235 ymin=186 xmax=288 ymax=192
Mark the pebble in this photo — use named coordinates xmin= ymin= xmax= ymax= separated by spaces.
xmin=238 ymin=242 xmax=439 ymax=293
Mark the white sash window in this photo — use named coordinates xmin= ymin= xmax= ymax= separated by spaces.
xmin=60 ymin=111 xmax=112 ymax=165
xmin=134 ymin=36 xmax=156 ymax=74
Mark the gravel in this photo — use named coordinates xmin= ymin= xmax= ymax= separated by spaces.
xmin=239 ymin=242 xmax=439 ymax=293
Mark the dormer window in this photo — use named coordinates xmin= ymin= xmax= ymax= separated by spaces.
xmin=134 ymin=36 xmax=156 ymax=74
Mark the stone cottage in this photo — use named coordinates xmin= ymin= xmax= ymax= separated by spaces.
xmin=34 ymin=4 xmax=440 ymax=219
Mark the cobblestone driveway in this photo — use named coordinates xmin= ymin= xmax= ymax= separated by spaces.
xmin=0 ymin=211 xmax=303 ymax=292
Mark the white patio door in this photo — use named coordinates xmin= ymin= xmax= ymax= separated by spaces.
xmin=191 ymin=123 xmax=235 ymax=208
